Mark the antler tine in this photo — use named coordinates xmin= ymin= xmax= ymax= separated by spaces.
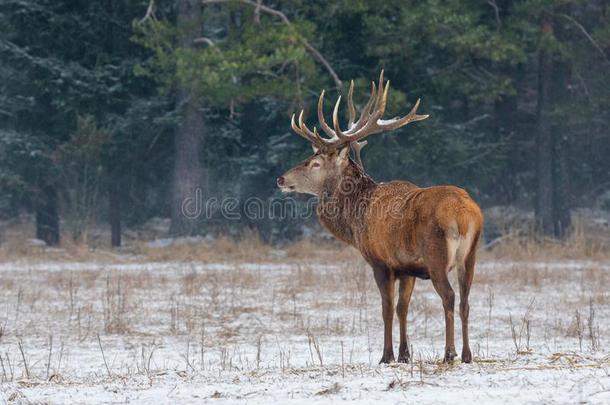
xmin=295 ymin=110 xmax=324 ymax=146
xmin=347 ymin=80 xmax=356 ymax=129
xmin=376 ymin=98 xmax=429 ymax=130
xmin=291 ymin=112 xmax=314 ymax=144
xmin=345 ymin=81 xmax=376 ymax=135
xmin=288 ymin=71 xmax=429 ymax=155
xmin=317 ymin=90 xmax=337 ymax=139
xmin=332 ymin=96 xmax=350 ymax=141
xmin=378 ymin=79 xmax=390 ymax=117
xmin=373 ymin=70 xmax=385 ymax=112
xmin=350 ymin=140 xmax=367 ymax=169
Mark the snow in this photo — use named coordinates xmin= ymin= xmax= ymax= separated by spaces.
xmin=146 ymin=236 xmax=214 ymax=249
xmin=0 ymin=259 xmax=608 ymax=404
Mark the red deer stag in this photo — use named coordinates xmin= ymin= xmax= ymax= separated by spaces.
xmin=277 ymin=72 xmax=484 ymax=364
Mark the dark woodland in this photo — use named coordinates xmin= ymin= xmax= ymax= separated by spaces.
xmin=1 ymin=0 xmax=609 ymax=246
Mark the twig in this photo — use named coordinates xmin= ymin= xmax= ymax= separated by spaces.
xmin=409 ymin=344 xmax=414 ymax=378
xmin=97 ymin=333 xmax=112 ymax=378
xmin=201 ymin=323 xmax=206 ymax=371
xmin=0 ymin=354 xmax=7 ymax=382
xmin=256 ymin=334 xmax=262 ymax=370
xmin=575 ymin=310 xmax=583 ymax=351
xmin=5 ymin=353 xmax=13 ymax=381
xmin=202 ymin=0 xmax=342 ymax=88
xmin=46 ymin=335 xmax=53 ymax=380
xmin=307 ymin=333 xmax=323 ymax=367
xmin=486 ymin=288 xmax=494 ymax=357
xmin=483 ymin=230 xmax=519 ymax=250
xmin=57 ymin=341 xmax=64 ymax=374
xmin=18 ymin=339 xmax=29 ymax=380
xmin=182 ymin=339 xmax=195 ymax=372
xmin=588 ymin=298 xmax=600 ymax=351
xmin=340 ymin=341 xmax=345 ymax=379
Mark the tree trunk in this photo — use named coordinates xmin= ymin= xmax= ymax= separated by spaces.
xmin=493 ymin=93 xmax=518 ymax=205
xmin=535 ymin=19 xmax=572 ymax=238
xmin=36 ymin=184 xmax=60 ymax=246
xmin=169 ymin=0 xmax=207 ymax=236
xmin=551 ymin=60 xmax=572 ymax=237
xmin=109 ymin=178 xmax=121 ymax=247
xmin=535 ymin=19 xmax=555 ymax=236
xmin=553 ymin=132 xmax=571 ymax=237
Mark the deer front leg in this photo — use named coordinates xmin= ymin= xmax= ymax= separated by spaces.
xmin=396 ymin=276 xmax=416 ymax=363
xmin=373 ymin=267 xmax=396 ymax=364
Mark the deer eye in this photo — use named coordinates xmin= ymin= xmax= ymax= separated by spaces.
xmin=311 ymin=161 xmax=320 ymax=168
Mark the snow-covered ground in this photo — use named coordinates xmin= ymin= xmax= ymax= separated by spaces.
xmin=0 ymin=259 xmax=608 ymax=404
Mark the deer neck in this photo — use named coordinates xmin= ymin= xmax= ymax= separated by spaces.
xmin=316 ymin=161 xmax=377 ymax=246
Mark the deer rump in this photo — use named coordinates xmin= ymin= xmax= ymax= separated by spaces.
xmin=361 ymin=184 xmax=481 ymax=282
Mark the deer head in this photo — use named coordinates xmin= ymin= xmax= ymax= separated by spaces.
xmin=277 ymin=71 xmax=429 ymax=196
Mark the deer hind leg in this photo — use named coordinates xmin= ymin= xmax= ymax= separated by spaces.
xmin=432 ymin=272 xmax=456 ymax=362
xmin=373 ymin=266 xmax=396 ymax=364
xmin=396 ymin=276 xmax=415 ymax=363
xmin=458 ymin=245 xmax=476 ymax=363
xmin=426 ymin=235 xmax=457 ymax=363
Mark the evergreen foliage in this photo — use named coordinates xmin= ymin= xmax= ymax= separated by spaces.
xmin=1 ymin=0 xmax=608 ymax=242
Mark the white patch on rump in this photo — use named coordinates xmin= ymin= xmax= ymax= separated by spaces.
xmin=446 ymin=220 xmax=475 ymax=270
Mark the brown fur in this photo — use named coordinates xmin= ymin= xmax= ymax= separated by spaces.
xmin=280 ymin=151 xmax=483 ymax=364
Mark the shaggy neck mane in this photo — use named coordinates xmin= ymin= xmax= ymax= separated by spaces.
xmin=316 ymin=159 xmax=377 ymax=245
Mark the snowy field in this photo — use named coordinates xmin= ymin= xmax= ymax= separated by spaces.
xmin=0 ymin=258 xmax=608 ymax=404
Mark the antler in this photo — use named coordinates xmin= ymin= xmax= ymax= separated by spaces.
xmin=290 ymin=71 xmax=429 ymax=168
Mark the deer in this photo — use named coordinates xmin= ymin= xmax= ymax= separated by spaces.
xmin=277 ymin=71 xmax=484 ymax=364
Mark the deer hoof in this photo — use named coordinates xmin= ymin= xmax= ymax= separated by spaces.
xmin=379 ymin=353 xmax=395 ymax=364
xmin=461 ymin=348 xmax=472 ymax=363
xmin=443 ymin=349 xmax=457 ymax=363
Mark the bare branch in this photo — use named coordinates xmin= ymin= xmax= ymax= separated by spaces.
xmin=193 ymin=37 xmax=217 ymax=47
xmin=487 ymin=0 xmax=501 ymax=28
xmin=140 ymin=0 xmax=157 ymax=23
xmin=202 ymin=0 xmax=342 ymax=88
xmin=254 ymin=0 xmax=262 ymax=24
xmin=559 ymin=13 xmax=610 ymax=66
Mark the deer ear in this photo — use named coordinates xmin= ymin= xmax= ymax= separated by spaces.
xmin=311 ymin=144 xmax=319 ymax=153
xmin=337 ymin=147 xmax=350 ymax=163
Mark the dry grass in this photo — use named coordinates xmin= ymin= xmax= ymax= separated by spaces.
xmin=1 ymin=211 xmax=608 ymax=265
xmin=0 ymin=223 xmax=364 ymax=265
xmin=482 ymin=215 xmax=610 ymax=261
xmin=0 ymin=221 xmax=112 ymax=262
xmin=134 ymin=233 xmax=361 ymax=265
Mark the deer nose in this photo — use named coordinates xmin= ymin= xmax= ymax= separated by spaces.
xmin=277 ymin=176 xmax=285 ymax=187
